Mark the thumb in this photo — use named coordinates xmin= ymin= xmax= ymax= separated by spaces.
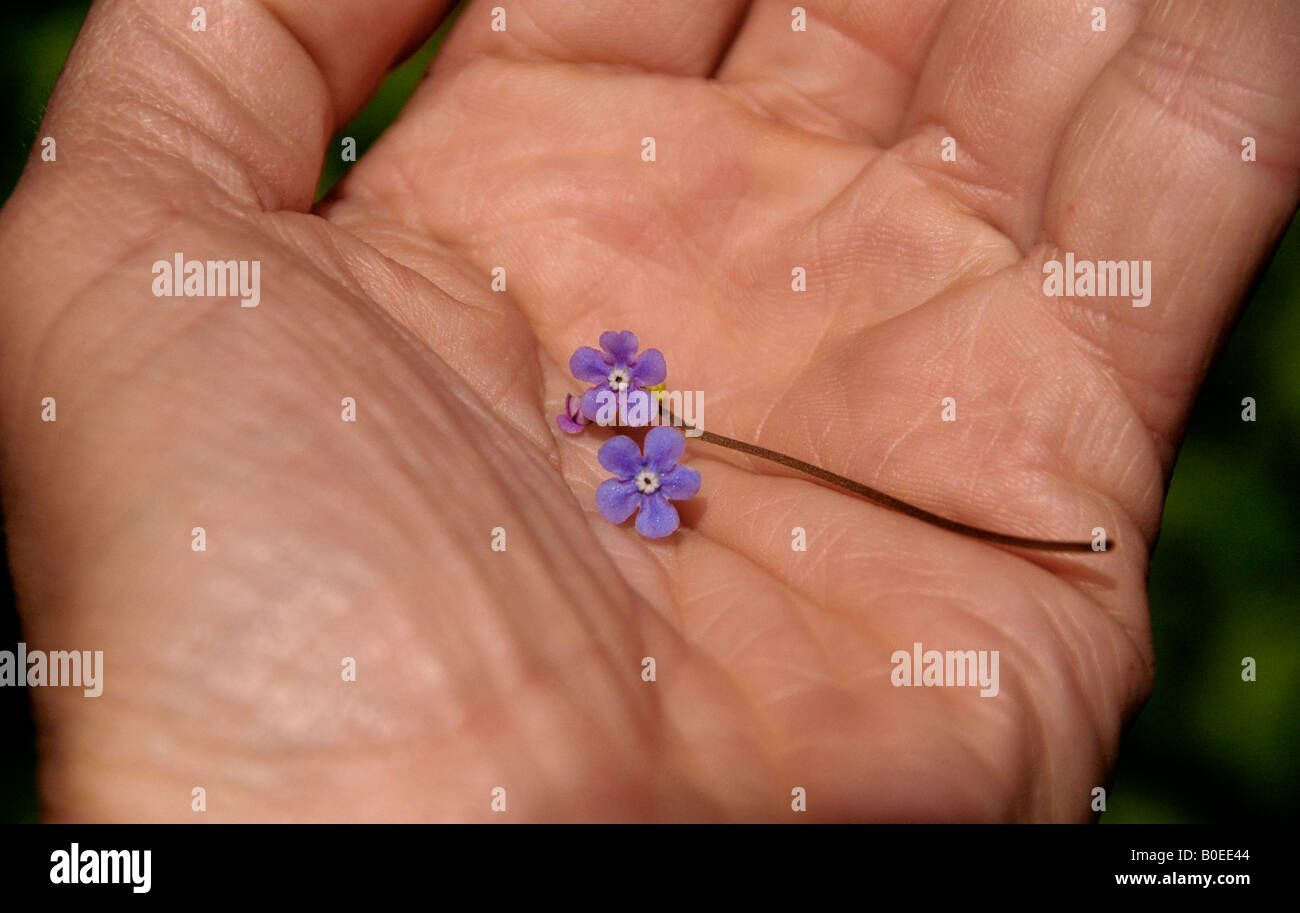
xmin=0 ymin=0 xmax=451 ymax=382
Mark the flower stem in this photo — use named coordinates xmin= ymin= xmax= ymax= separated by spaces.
xmin=661 ymin=405 xmax=1105 ymax=553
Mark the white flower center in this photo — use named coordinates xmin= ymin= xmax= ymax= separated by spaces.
xmin=607 ymin=367 xmax=631 ymax=391
xmin=634 ymin=468 xmax=660 ymax=494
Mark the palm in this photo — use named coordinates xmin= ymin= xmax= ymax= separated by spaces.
xmin=4 ymin=0 xmax=1296 ymax=822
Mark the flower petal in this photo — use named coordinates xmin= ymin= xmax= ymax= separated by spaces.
xmin=657 ymin=465 xmax=701 ymax=501
xmin=580 ymin=384 xmax=618 ymax=424
xmin=597 ymin=435 xmax=645 ymax=479
xmin=643 ymin=426 xmax=685 ymax=473
xmin=599 ymin=330 xmax=639 ymax=365
xmin=635 ymin=492 xmax=680 ymax=538
xmin=564 ymin=393 xmax=584 ymax=419
xmin=620 ymin=388 xmax=654 ymax=426
xmin=570 ymin=346 xmax=611 ymax=383
xmin=596 ymin=479 xmax=642 ymax=524
xmin=629 ymin=347 xmax=666 ymax=386
xmin=556 ymin=393 xmax=588 ymax=433
xmin=556 ymin=412 xmax=585 ymax=434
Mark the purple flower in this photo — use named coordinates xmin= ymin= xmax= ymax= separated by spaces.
xmin=569 ymin=330 xmax=666 ymax=427
xmin=596 ymin=427 xmax=700 ymax=538
xmin=556 ymin=393 xmax=589 ymax=434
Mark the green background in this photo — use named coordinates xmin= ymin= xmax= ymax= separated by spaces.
xmin=1 ymin=2 xmax=1295 ymax=824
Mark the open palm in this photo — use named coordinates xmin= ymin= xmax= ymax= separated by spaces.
xmin=2 ymin=0 xmax=1296 ymax=821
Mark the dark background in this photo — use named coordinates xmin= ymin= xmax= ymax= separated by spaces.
xmin=1 ymin=2 xmax=1296 ymax=824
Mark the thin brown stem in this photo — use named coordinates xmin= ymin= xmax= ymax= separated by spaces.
xmin=661 ymin=404 xmax=1105 ymax=553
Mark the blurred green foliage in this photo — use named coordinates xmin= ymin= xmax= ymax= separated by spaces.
xmin=1103 ymin=223 xmax=1300 ymax=823
xmin=0 ymin=2 xmax=1295 ymax=824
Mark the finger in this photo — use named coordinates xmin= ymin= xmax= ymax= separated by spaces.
xmin=0 ymin=0 xmax=452 ymax=372
xmin=260 ymin=0 xmax=453 ymax=121
xmin=435 ymin=0 xmax=750 ymax=75
xmin=714 ymin=0 xmax=950 ymax=145
xmin=1037 ymin=0 xmax=1300 ymax=453
xmin=898 ymin=0 xmax=1148 ymax=247
xmin=22 ymin=0 xmax=452 ymax=215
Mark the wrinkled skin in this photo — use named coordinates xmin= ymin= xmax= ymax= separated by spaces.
xmin=0 ymin=0 xmax=1296 ymax=821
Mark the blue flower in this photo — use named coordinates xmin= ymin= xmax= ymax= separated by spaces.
xmin=595 ymin=427 xmax=700 ymax=538
xmin=555 ymin=393 xmax=589 ymax=434
xmin=569 ymin=330 xmax=666 ymax=427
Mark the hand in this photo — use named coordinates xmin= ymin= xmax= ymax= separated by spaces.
xmin=1 ymin=0 xmax=1295 ymax=821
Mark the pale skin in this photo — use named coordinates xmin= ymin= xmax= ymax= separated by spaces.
xmin=0 ymin=0 xmax=1296 ymax=822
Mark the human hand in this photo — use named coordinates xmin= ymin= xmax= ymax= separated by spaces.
xmin=1 ymin=0 xmax=1296 ymax=821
